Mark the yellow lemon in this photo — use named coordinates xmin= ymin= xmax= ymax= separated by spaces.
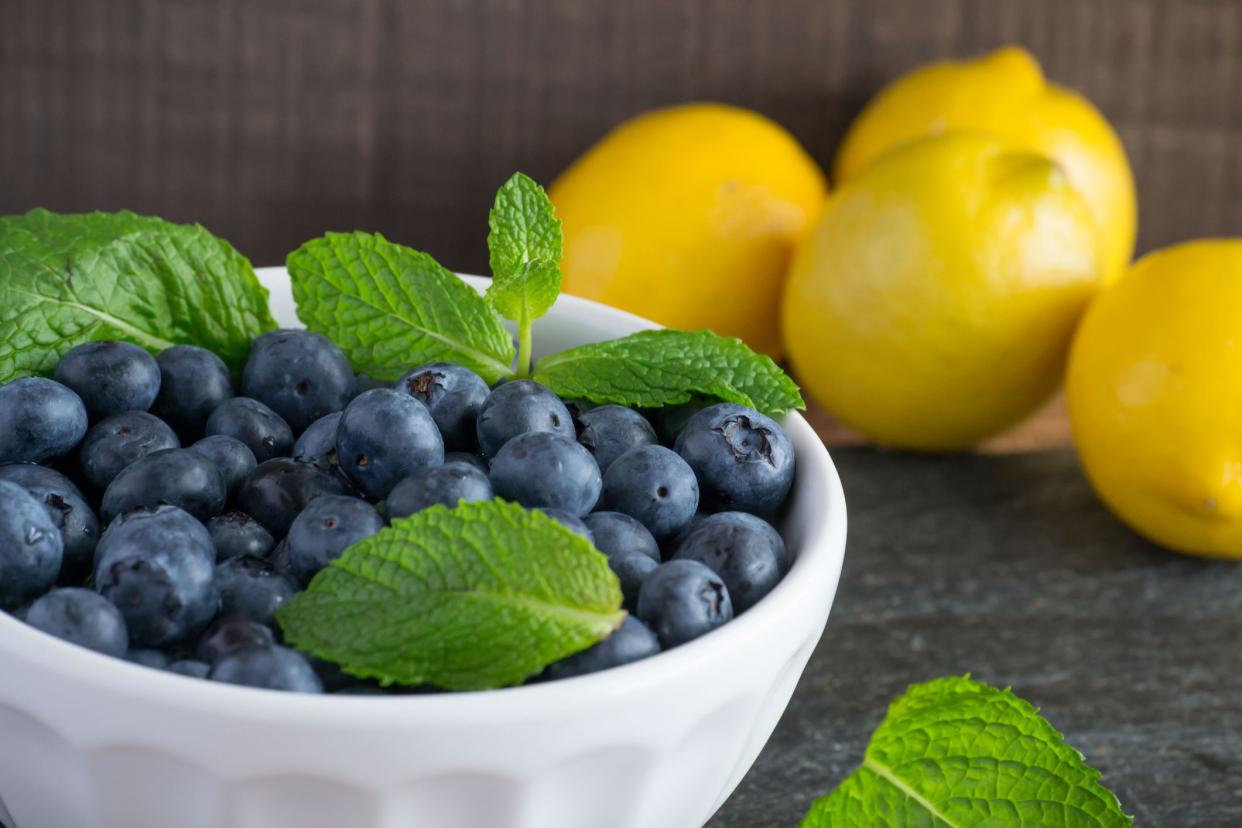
xmin=782 ymin=132 xmax=1102 ymax=451
xmin=835 ymin=46 xmax=1135 ymax=284
xmin=1068 ymin=240 xmax=1242 ymax=559
xmin=550 ymin=103 xmax=827 ymax=358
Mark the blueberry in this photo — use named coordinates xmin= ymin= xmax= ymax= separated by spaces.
xmin=197 ymin=618 xmax=275 ymax=663
xmin=308 ymin=655 xmax=364 ymax=693
xmin=285 ymin=495 xmax=383 ymax=585
xmin=650 ymin=400 xmax=708 ymax=446
xmin=0 ymin=464 xmax=99 ymax=582
xmin=126 ymin=648 xmax=171 ymax=669
xmin=395 ymin=362 xmax=489 ymax=452
xmin=152 ymin=345 xmax=235 ymax=440
xmin=337 ymin=388 xmax=444 ymax=500
xmin=53 ymin=341 xmax=161 ymax=421
xmin=351 ymin=374 xmax=390 ymax=399
xmin=695 ymin=511 xmax=788 ymax=572
xmin=673 ymin=512 xmax=784 ymax=612
xmin=636 ymin=559 xmax=733 ymax=648
xmin=537 ymin=508 xmax=594 ymax=542
xmin=444 ymin=451 xmax=488 ymax=473
xmin=24 ymin=587 xmax=128 ymax=657
xmin=189 ymin=434 xmax=258 ymax=502
xmin=386 ymin=462 xmax=493 ymax=518
xmin=475 ymin=380 xmax=575 ymax=459
xmin=269 ymin=537 xmax=291 ymax=574
xmin=215 ymin=555 xmax=296 ymax=626
xmin=100 ymin=448 xmax=227 ymax=524
xmin=242 ymin=330 xmax=355 ymax=433
xmin=79 ymin=411 xmax=180 ymax=490
xmin=167 ymin=660 xmax=211 ymax=679
xmin=583 ymin=511 xmax=660 ymax=563
xmin=0 ymin=377 xmax=88 ymax=463
xmin=206 ymin=511 xmax=276 ymax=561
xmin=490 ymin=431 xmax=601 ymax=517
xmin=0 ymin=480 xmax=63 ymax=609
xmin=205 ymin=397 xmax=295 ymax=463
xmin=545 ymin=616 xmax=661 ymax=680
xmin=94 ymin=505 xmax=219 ymax=646
xmin=675 ymin=403 xmax=795 ymax=514
xmin=609 ymin=552 xmax=658 ymax=611
xmin=577 ymin=405 xmax=658 ymax=473
xmin=669 ymin=512 xmax=711 ymax=551
xmin=602 ymin=445 xmax=699 ymax=539
xmin=209 ymin=645 xmax=324 ymax=693
xmin=292 ymin=412 xmax=342 ymax=469
xmin=236 ymin=458 xmax=352 ymax=538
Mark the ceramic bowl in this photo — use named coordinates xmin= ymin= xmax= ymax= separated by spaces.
xmin=0 ymin=268 xmax=847 ymax=828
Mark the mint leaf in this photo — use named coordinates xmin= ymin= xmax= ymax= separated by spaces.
xmin=533 ymin=329 xmax=805 ymax=417
xmin=800 ymin=676 xmax=1132 ymax=828
xmin=277 ymin=500 xmax=625 ymax=690
xmin=486 ymin=172 xmax=563 ymax=376
xmin=0 ymin=209 xmax=276 ymax=381
xmin=287 ymin=231 xmax=515 ymax=384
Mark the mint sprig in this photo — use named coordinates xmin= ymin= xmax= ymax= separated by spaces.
xmin=534 ymin=329 xmax=804 ymax=418
xmin=277 ymin=500 xmax=625 ymax=690
xmin=287 ymin=231 xmax=516 ymax=383
xmin=285 ymin=173 xmax=805 ymax=418
xmin=486 ymin=172 xmax=563 ymax=376
xmin=0 ymin=209 xmax=275 ymax=381
xmin=801 ymin=676 xmax=1132 ymax=827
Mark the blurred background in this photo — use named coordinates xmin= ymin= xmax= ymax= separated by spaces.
xmin=2 ymin=0 xmax=1239 ymax=273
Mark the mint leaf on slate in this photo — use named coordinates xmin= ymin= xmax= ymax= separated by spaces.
xmin=533 ymin=329 xmax=805 ymax=418
xmin=800 ymin=676 xmax=1133 ymax=828
xmin=0 ymin=209 xmax=275 ymax=382
xmin=485 ymin=172 xmax=564 ymax=376
xmin=287 ymin=231 xmax=515 ymax=384
xmin=277 ymin=499 xmax=626 ymax=691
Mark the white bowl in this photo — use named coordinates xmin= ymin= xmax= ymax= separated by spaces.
xmin=0 ymin=268 xmax=847 ymax=828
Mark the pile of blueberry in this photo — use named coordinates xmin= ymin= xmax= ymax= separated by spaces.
xmin=0 ymin=331 xmax=796 ymax=694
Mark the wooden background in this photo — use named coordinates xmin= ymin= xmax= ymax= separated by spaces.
xmin=2 ymin=0 xmax=1241 ymax=448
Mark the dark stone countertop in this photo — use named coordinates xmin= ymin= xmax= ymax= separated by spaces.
xmin=709 ymin=447 xmax=1242 ymax=827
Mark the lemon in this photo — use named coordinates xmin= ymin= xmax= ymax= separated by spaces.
xmin=835 ymin=46 xmax=1135 ymax=284
xmin=782 ymin=132 xmax=1102 ymax=451
xmin=550 ymin=103 xmax=827 ymax=358
xmin=1068 ymin=241 xmax=1242 ymax=558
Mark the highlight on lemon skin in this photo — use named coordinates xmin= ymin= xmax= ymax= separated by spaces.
xmin=834 ymin=45 xmax=1136 ymax=285
xmin=782 ymin=131 xmax=1103 ymax=452
xmin=549 ymin=102 xmax=827 ymax=359
xmin=1067 ymin=239 xmax=1242 ymax=559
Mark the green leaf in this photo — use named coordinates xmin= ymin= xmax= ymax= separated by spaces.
xmin=277 ymin=499 xmax=626 ymax=691
xmin=0 ymin=209 xmax=276 ymax=381
xmin=485 ymin=171 xmax=563 ymax=324
xmin=485 ymin=173 xmax=563 ymax=377
xmin=533 ymin=329 xmax=805 ymax=418
xmin=800 ymin=676 xmax=1133 ymax=828
xmin=287 ymin=231 xmax=515 ymax=384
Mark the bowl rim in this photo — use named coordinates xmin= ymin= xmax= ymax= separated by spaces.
xmin=0 ymin=270 xmax=848 ymax=727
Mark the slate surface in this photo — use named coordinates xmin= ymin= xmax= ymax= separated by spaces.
xmin=709 ymin=447 xmax=1242 ymax=827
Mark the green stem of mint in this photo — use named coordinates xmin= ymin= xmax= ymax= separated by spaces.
xmin=516 ymin=318 xmax=534 ymax=377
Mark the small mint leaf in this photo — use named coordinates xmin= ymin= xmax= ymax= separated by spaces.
xmin=533 ymin=329 xmax=805 ymax=418
xmin=277 ymin=500 xmax=625 ymax=691
xmin=287 ymin=231 xmax=515 ymax=384
xmin=800 ymin=676 xmax=1133 ymax=828
xmin=0 ymin=209 xmax=276 ymax=381
xmin=485 ymin=171 xmax=563 ymax=325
